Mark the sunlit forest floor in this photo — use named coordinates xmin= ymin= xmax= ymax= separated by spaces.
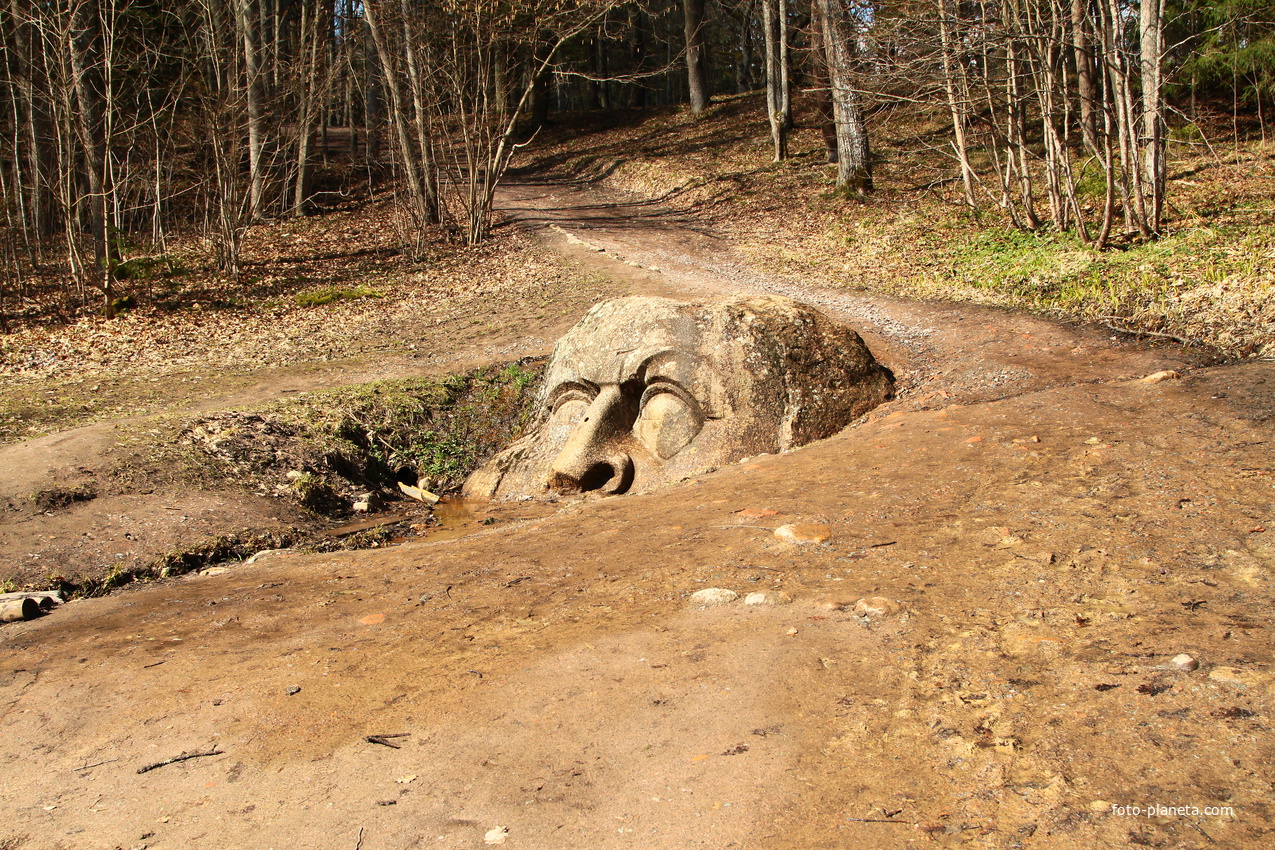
xmin=527 ymin=91 xmax=1275 ymax=360
xmin=2 ymin=92 xmax=1271 ymax=449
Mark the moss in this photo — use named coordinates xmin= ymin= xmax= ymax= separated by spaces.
xmin=294 ymin=285 xmax=384 ymax=307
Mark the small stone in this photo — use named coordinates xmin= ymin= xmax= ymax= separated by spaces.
xmin=744 ymin=591 xmax=792 ymax=606
xmin=376 ymin=799 xmax=397 ymax=806
xmin=483 ymin=827 xmax=509 ymax=845
xmin=417 ymin=594 xmax=433 ymax=605
xmin=774 ymin=523 xmax=832 ymax=545
xmin=198 ymin=567 xmax=228 ymax=577
xmin=1139 ymin=370 xmax=1181 ymax=384
xmin=786 ymin=627 xmax=799 ymax=636
xmin=285 ymin=686 xmax=301 ymax=696
xmin=852 ymin=596 xmax=901 ymax=620
xmin=285 ymin=470 xmax=305 ymax=481
xmin=1167 ymin=653 xmax=1199 ymax=672
xmin=690 ymin=588 xmax=739 ymax=607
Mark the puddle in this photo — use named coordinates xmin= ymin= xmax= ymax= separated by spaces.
xmin=428 ymin=497 xmax=483 ymax=542
xmin=424 ymin=497 xmax=561 ymax=543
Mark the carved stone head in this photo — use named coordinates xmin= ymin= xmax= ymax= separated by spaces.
xmin=462 ymin=295 xmax=894 ymax=500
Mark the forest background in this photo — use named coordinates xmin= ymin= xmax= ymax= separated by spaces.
xmin=0 ymin=0 xmax=1271 ymax=354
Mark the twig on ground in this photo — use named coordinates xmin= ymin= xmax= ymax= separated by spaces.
xmin=365 ymin=733 xmax=410 ymax=749
xmin=136 ymin=748 xmax=224 ymax=774
xmin=845 ymin=817 xmax=915 ymax=825
xmin=1096 ymin=319 xmax=1192 ymax=346
xmin=73 ymin=758 xmax=118 ymax=772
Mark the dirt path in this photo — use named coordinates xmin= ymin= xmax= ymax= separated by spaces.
xmin=2 ymin=180 xmax=1273 ymax=850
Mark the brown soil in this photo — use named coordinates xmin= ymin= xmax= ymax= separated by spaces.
xmin=2 ymin=179 xmax=1273 ymax=850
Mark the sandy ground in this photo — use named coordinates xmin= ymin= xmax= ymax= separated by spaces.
xmin=2 ymin=178 xmax=1273 ymax=850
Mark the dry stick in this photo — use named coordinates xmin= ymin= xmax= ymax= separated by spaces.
xmin=136 ymin=748 xmax=223 ymax=774
xmin=73 ymin=758 xmax=118 ymax=772
xmin=365 ymin=734 xmax=410 ymax=749
xmin=845 ymin=817 xmax=915 ymax=825
xmin=354 ymin=826 xmax=364 ymax=850
xmin=1096 ymin=319 xmax=1192 ymax=346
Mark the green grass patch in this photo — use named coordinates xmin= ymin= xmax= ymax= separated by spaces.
xmin=294 ymin=285 xmax=384 ymax=307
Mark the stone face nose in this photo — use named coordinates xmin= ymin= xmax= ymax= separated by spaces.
xmin=548 ymin=385 xmax=637 ymax=495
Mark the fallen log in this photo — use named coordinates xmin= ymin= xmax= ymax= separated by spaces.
xmin=0 ymin=590 xmax=63 ymax=609
xmin=1 ymin=598 xmax=41 ymax=622
xmin=397 ymin=482 xmax=440 ymax=505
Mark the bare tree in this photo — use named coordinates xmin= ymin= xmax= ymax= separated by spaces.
xmin=817 ymin=0 xmax=872 ymax=194
xmin=682 ymin=0 xmax=711 ymax=113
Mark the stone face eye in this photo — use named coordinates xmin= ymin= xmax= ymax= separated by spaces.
xmin=634 ymin=389 xmax=701 ymax=459
xmin=546 ymin=390 xmax=590 ymax=443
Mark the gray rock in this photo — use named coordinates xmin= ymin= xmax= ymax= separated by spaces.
xmin=774 ymin=523 xmax=832 ymax=544
xmin=744 ymin=591 xmax=792 ymax=606
xmin=690 ymin=588 xmax=739 ymax=607
xmin=464 ymin=296 xmax=893 ymax=500
xmin=852 ymin=596 xmax=902 ymax=620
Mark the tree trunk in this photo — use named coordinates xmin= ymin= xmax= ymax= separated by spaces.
xmin=761 ymin=0 xmax=786 ymax=160
xmin=234 ymin=0 xmax=266 ymax=220
xmin=682 ymin=0 xmax=710 ymax=113
xmin=817 ymin=0 xmax=871 ymax=194
xmin=67 ymin=0 xmax=115 ymax=315
xmin=778 ymin=0 xmax=791 ymax=129
xmin=1071 ymin=0 xmax=1097 ymax=153
xmin=1139 ymin=0 xmax=1164 ymax=233
xmin=809 ymin=0 xmax=838 ymax=163
xmin=938 ymin=0 xmax=976 ymax=211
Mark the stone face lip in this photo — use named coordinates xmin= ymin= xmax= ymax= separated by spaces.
xmin=463 ymin=295 xmax=894 ymax=501
xmin=773 ymin=523 xmax=832 ymax=545
xmin=689 ymin=588 xmax=740 ymax=607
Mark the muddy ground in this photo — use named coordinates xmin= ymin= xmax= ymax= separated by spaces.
xmin=2 ymin=178 xmax=1273 ymax=849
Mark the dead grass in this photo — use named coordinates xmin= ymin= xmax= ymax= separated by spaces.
xmin=525 ymin=92 xmax=1275 ymax=359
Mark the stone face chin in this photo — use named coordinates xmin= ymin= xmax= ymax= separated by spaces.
xmin=462 ymin=295 xmax=895 ymax=501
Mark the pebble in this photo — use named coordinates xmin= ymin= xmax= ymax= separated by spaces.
xmin=744 ymin=591 xmax=792 ymax=606
xmin=286 ymin=686 xmax=301 ymax=696
xmin=198 ymin=567 xmax=228 ymax=577
xmin=690 ymin=588 xmax=739 ymax=607
xmin=483 ymin=827 xmax=509 ymax=845
xmin=852 ymin=596 xmax=901 ymax=620
xmin=1139 ymin=370 xmax=1181 ymax=384
xmin=1167 ymin=653 xmax=1199 ymax=672
xmin=773 ymin=523 xmax=832 ymax=544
